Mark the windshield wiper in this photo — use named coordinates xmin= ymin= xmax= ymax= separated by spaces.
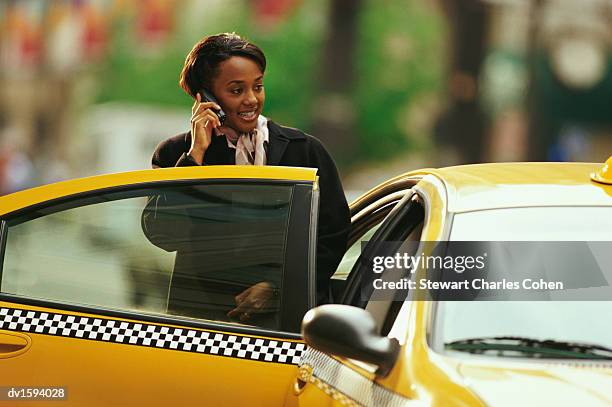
xmin=445 ymin=336 xmax=612 ymax=360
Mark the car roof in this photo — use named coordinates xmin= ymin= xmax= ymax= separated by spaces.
xmin=426 ymin=162 xmax=612 ymax=213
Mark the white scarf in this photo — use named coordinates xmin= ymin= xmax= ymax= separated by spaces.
xmin=217 ymin=115 xmax=269 ymax=165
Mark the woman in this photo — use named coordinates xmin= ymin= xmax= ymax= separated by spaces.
xmin=143 ymin=33 xmax=350 ymax=324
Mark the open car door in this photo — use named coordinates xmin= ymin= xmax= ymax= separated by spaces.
xmin=0 ymin=166 xmax=317 ymax=406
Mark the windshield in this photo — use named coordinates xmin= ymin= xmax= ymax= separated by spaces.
xmin=435 ymin=206 xmax=612 ymax=353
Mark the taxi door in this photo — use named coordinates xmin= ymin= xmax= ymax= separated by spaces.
xmin=0 ymin=166 xmax=317 ymax=406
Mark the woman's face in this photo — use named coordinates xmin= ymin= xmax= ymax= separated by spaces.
xmin=210 ymin=56 xmax=265 ymax=134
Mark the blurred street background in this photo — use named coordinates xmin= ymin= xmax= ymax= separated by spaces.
xmin=1 ymin=0 xmax=611 ymax=197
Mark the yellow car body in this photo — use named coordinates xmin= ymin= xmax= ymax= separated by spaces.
xmin=0 ymin=160 xmax=610 ymax=406
xmin=293 ymin=160 xmax=612 ymax=407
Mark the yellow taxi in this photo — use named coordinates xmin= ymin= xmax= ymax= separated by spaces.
xmin=0 ymin=159 xmax=610 ymax=405
xmin=295 ymin=158 xmax=612 ymax=407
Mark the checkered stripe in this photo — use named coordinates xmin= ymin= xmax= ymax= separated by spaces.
xmin=0 ymin=307 xmax=305 ymax=365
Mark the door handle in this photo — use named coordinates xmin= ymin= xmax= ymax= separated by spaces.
xmin=0 ymin=332 xmax=31 ymax=358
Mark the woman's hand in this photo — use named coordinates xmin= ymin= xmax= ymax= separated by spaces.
xmin=188 ymin=93 xmax=222 ymax=164
xmin=227 ymin=282 xmax=277 ymax=322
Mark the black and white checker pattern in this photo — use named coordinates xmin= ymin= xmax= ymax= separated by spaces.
xmin=0 ymin=307 xmax=305 ymax=365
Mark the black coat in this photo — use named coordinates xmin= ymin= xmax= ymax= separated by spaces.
xmin=147 ymin=120 xmax=350 ymax=305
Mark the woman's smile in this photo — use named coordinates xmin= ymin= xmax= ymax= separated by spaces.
xmin=238 ymin=109 xmax=258 ymax=121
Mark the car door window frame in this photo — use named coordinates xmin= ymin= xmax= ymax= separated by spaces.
xmin=331 ymin=188 xmax=415 ymax=303
xmin=331 ymin=177 xmax=422 ymax=302
xmin=341 ymin=190 xmax=425 ymax=308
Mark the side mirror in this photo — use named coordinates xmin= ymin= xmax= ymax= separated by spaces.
xmin=301 ymin=304 xmax=399 ymax=377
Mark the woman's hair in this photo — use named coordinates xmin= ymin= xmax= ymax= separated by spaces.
xmin=179 ymin=33 xmax=266 ymax=98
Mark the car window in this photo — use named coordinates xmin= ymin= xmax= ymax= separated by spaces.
xmin=1 ymin=183 xmax=298 ymax=331
xmin=334 ymin=225 xmax=381 ymax=282
xmin=330 ymin=225 xmax=381 ymax=303
xmin=434 ymin=206 xmax=612 ymax=352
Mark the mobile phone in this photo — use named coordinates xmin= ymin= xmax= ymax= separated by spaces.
xmin=200 ymin=89 xmax=227 ymax=125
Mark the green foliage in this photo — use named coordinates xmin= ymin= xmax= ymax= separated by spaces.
xmin=94 ymin=0 xmax=445 ymax=165
xmin=246 ymin=1 xmax=326 ymax=131
xmin=95 ymin=1 xmax=325 ymax=118
xmin=354 ymin=0 xmax=445 ymax=161
xmin=95 ymin=18 xmax=189 ymax=107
